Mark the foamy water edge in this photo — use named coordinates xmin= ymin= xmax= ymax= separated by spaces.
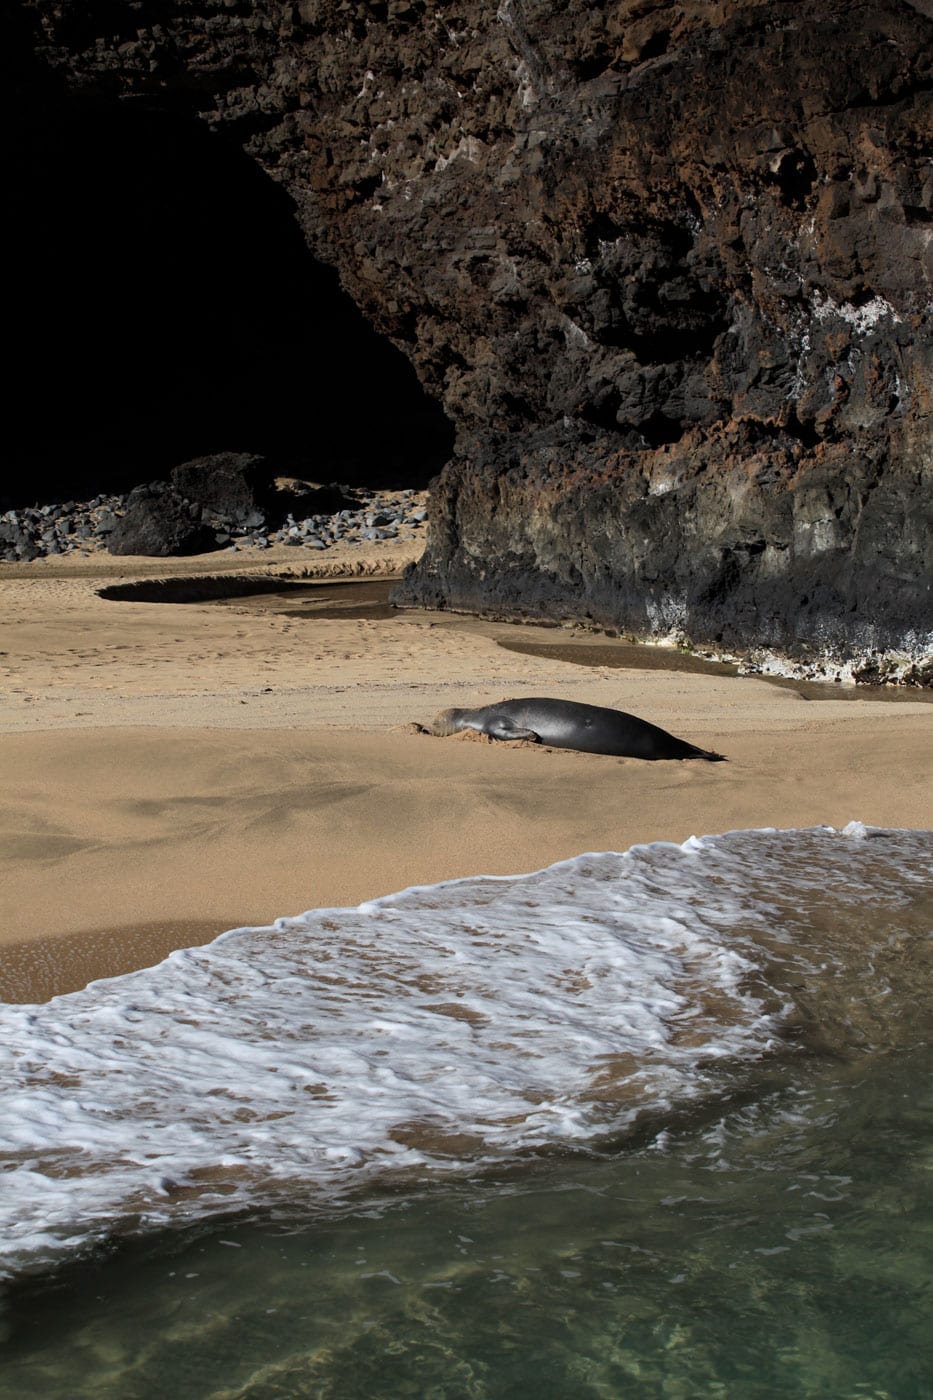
xmin=1 ymin=822 xmax=930 ymax=1283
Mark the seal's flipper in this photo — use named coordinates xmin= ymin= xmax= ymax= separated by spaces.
xmin=485 ymin=717 xmax=540 ymax=742
xmin=678 ymin=742 xmax=727 ymax=761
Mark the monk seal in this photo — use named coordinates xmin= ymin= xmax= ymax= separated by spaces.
xmin=430 ymin=697 xmax=725 ymax=761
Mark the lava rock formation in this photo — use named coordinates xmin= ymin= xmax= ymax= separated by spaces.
xmin=12 ymin=0 xmax=933 ymax=661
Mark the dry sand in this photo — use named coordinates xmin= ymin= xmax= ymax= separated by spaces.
xmin=1 ymin=538 xmax=931 ymax=1001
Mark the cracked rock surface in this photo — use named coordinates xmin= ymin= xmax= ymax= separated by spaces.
xmin=17 ymin=0 xmax=933 ymax=661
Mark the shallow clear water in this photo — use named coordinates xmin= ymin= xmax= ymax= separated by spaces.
xmin=2 ymin=1044 xmax=931 ymax=1399
xmin=1 ymin=825 xmax=931 ymax=1397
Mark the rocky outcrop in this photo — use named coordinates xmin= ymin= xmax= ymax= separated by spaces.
xmin=401 ymin=420 xmax=929 ymax=661
xmin=107 ymin=483 xmax=217 ymax=557
xmin=18 ymin=0 xmax=933 ymax=659
xmin=170 ymin=454 xmax=276 ymax=525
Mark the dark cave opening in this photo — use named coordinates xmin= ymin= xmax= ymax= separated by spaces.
xmin=6 ymin=86 xmax=453 ymax=510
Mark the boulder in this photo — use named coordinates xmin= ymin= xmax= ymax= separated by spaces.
xmin=107 ymin=483 xmax=217 ymax=557
xmin=170 ymin=452 xmax=276 ymax=526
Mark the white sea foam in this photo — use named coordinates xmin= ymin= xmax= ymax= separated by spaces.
xmin=1 ymin=825 xmax=930 ymax=1281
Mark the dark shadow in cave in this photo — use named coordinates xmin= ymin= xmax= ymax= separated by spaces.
xmin=5 ymin=54 xmax=453 ymax=508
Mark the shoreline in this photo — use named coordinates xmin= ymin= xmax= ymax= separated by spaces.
xmin=4 ymin=532 xmax=930 ymax=691
xmin=2 ymin=544 xmax=931 ymax=1002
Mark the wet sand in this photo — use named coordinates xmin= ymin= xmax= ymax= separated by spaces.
xmin=1 ymin=540 xmax=931 ymax=1000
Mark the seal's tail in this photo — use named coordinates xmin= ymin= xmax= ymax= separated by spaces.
xmin=687 ymin=745 xmax=727 ymax=762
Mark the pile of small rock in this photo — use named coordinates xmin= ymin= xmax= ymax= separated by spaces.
xmin=0 ymin=474 xmax=428 ymax=564
xmin=0 ymin=496 xmax=127 ymax=563
xmin=236 ymin=492 xmax=427 ymax=553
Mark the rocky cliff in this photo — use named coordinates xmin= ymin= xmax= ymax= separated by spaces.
xmin=17 ymin=0 xmax=933 ymax=662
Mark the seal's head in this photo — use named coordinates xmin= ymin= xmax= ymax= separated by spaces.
xmin=430 ymin=707 xmax=467 ymax=737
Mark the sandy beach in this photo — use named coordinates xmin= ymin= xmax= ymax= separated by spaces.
xmin=2 ymin=538 xmax=931 ymax=1003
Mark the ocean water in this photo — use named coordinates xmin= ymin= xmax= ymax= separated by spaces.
xmin=1 ymin=824 xmax=931 ymax=1397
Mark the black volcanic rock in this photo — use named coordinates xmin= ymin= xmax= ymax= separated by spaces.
xmin=107 ymin=483 xmax=216 ymax=557
xmin=393 ymin=421 xmax=931 ymax=660
xmin=170 ymin=453 xmax=275 ymax=525
xmin=18 ymin=0 xmax=933 ymax=660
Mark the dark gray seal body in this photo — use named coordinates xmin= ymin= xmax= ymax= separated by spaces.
xmin=431 ymin=697 xmax=725 ymax=761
